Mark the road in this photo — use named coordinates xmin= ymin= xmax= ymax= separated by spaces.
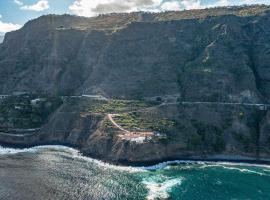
xmin=106 ymin=101 xmax=270 ymax=134
xmin=181 ymin=101 xmax=270 ymax=108
xmin=1 ymin=94 xmax=269 ymax=108
xmin=1 ymin=94 xmax=269 ymax=135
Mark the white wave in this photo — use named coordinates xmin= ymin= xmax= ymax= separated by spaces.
xmin=0 ymin=145 xmax=90 ymax=156
xmin=68 ymin=152 xmax=145 ymax=173
xmin=218 ymin=166 xmax=267 ymax=176
xmin=198 ymin=162 xmax=270 ymax=171
xmin=140 ymin=159 xmax=270 ymax=171
xmin=142 ymin=175 xmax=183 ymax=200
xmin=0 ymin=145 xmax=144 ymax=173
xmin=197 ymin=162 xmax=269 ymax=176
xmin=0 ymin=145 xmax=64 ymax=155
xmin=139 ymin=160 xmax=203 ymax=170
xmin=216 ymin=161 xmax=270 ymax=169
xmin=1 ymin=145 xmax=269 ymax=173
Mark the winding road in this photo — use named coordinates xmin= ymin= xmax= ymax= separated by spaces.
xmin=1 ymin=94 xmax=269 ymax=136
xmin=107 ymin=114 xmax=130 ymax=133
xmin=106 ymin=100 xmax=270 ymax=134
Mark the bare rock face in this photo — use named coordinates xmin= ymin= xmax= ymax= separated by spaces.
xmin=0 ymin=35 xmax=4 ymax=43
xmin=0 ymin=6 xmax=270 ymax=102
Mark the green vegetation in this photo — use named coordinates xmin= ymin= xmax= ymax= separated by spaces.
xmin=101 ymin=118 xmax=119 ymax=136
xmin=0 ymin=95 xmax=62 ymax=131
xmin=89 ymin=100 xmax=157 ymax=114
xmin=189 ymin=120 xmax=226 ymax=152
xmin=63 ymin=98 xmax=158 ymax=115
xmin=233 ymin=132 xmax=253 ymax=152
xmin=188 ymin=132 xmax=203 ymax=148
xmin=114 ymin=112 xmax=176 ymax=132
xmin=51 ymin=5 xmax=270 ymax=32
xmin=239 ymin=112 xmax=245 ymax=119
xmin=153 ymin=5 xmax=269 ymax=21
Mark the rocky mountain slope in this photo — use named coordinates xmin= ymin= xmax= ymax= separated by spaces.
xmin=1 ymin=5 xmax=270 ymax=165
xmin=0 ymin=5 xmax=270 ymax=102
xmin=0 ymin=35 xmax=4 ymax=43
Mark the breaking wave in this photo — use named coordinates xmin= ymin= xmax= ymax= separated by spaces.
xmin=1 ymin=145 xmax=270 ymax=199
xmin=0 ymin=145 xmax=144 ymax=173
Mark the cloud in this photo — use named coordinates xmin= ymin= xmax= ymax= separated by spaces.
xmin=0 ymin=20 xmax=22 ymax=34
xmin=206 ymin=0 xmax=268 ymax=8
xmin=69 ymin=0 xmax=167 ymax=17
xmin=69 ymin=0 xmax=269 ymax=17
xmin=14 ymin=0 xmax=23 ymax=6
xmin=241 ymin=0 xmax=269 ymax=4
xmin=181 ymin=0 xmax=203 ymax=9
xmin=216 ymin=0 xmax=230 ymax=6
xmin=160 ymin=1 xmax=181 ymax=11
xmin=18 ymin=0 xmax=50 ymax=12
xmin=0 ymin=14 xmax=21 ymax=34
xmin=69 ymin=0 xmax=208 ymax=17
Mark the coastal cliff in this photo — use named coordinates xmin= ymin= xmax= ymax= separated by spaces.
xmin=1 ymin=5 xmax=270 ymax=165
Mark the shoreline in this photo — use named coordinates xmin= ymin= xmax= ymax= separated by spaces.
xmin=1 ymin=142 xmax=270 ymax=167
xmin=99 ymin=156 xmax=270 ymax=168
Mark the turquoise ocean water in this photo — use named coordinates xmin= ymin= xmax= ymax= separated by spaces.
xmin=0 ymin=145 xmax=269 ymax=200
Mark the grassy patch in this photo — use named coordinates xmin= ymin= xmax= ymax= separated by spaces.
xmin=90 ymin=100 xmax=157 ymax=114
xmin=114 ymin=112 xmax=176 ymax=132
xmin=101 ymin=118 xmax=119 ymax=136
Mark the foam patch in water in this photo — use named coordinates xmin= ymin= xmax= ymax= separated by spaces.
xmin=142 ymin=175 xmax=183 ymax=200
xmin=140 ymin=160 xmax=270 ymax=171
xmin=219 ymin=166 xmax=268 ymax=176
xmin=140 ymin=160 xmax=204 ymax=170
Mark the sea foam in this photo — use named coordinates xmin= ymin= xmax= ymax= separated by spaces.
xmin=0 ymin=145 xmax=144 ymax=173
xmin=142 ymin=175 xmax=183 ymax=200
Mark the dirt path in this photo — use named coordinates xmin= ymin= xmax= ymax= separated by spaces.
xmin=107 ymin=113 xmax=154 ymax=143
xmin=106 ymin=101 xmax=270 ymax=134
xmin=107 ymin=114 xmax=130 ymax=133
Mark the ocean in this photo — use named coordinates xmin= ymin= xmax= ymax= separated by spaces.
xmin=0 ymin=145 xmax=269 ymax=200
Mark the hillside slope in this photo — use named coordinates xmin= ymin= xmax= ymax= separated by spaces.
xmin=0 ymin=5 xmax=270 ymax=102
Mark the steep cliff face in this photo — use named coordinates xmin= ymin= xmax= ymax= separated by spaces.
xmin=1 ymin=6 xmax=270 ymax=165
xmin=1 ymin=96 xmax=270 ymax=165
xmin=0 ymin=35 xmax=4 ymax=43
xmin=81 ymin=103 xmax=270 ymax=164
xmin=0 ymin=6 xmax=270 ymax=102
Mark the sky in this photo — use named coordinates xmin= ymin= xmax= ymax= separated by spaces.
xmin=0 ymin=0 xmax=269 ymax=34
